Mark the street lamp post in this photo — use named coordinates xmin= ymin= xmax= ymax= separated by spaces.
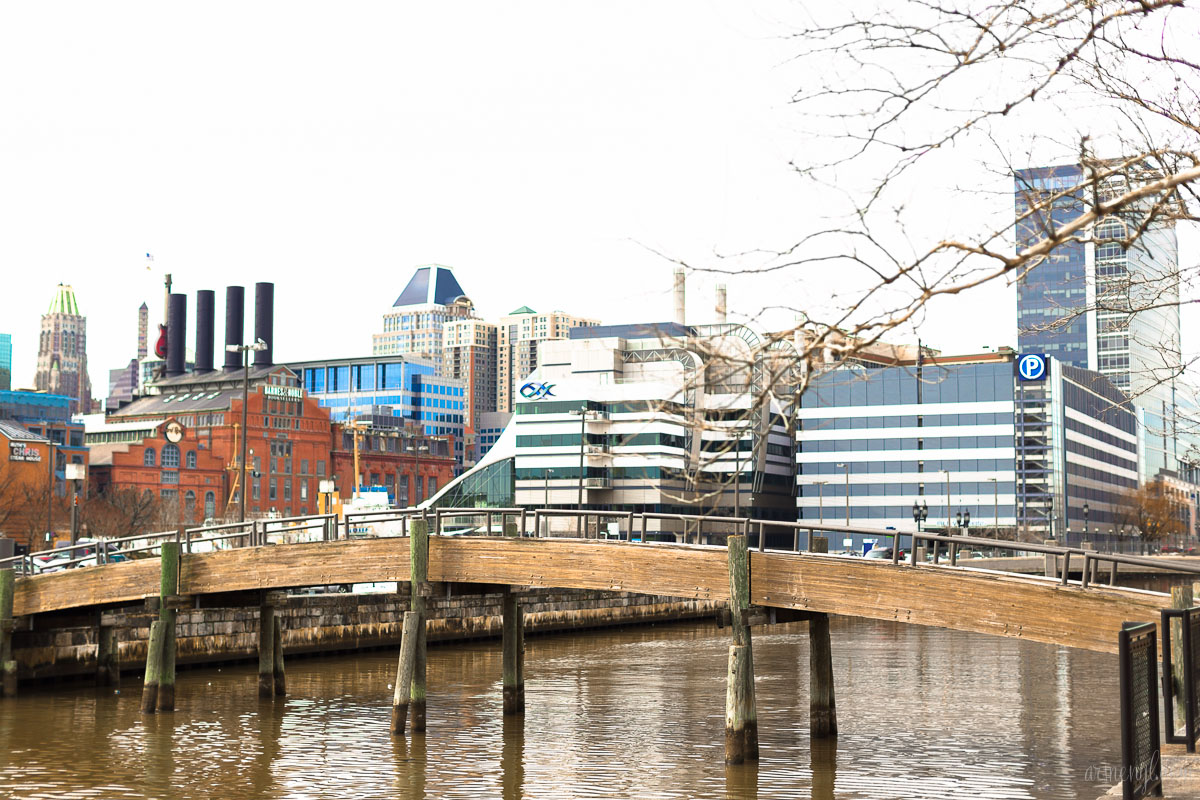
xmin=836 ymin=463 xmax=849 ymax=526
xmin=988 ymin=477 xmax=998 ymax=538
xmin=226 ymin=339 xmax=268 ymax=523
xmin=570 ymin=406 xmax=592 ymax=536
xmin=912 ymin=500 xmax=928 ymax=532
xmin=815 ymin=480 xmax=828 ymax=524
xmin=941 ymin=469 xmax=952 ymax=532
xmin=1083 ymin=502 xmax=1090 ymax=547
xmin=46 ymin=440 xmax=56 ymax=548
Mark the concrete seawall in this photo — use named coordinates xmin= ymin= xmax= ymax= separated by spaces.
xmin=14 ymin=589 xmax=724 ymax=681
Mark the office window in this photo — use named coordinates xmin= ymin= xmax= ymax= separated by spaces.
xmin=252 ymin=480 xmax=260 ymax=500
xmin=144 ymin=448 xmax=156 ymax=467
xmin=269 ymin=478 xmax=277 ymax=501
xmin=284 ymin=479 xmax=292 ymax=501
xmin=317 ymin=460 xmax=326 ymax=476
xmin=186 ymin=450 xmax=197 ymax=469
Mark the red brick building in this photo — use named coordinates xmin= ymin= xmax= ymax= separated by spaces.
xmin=91 ymin=367 xmax=457 ymax=522
xmin=91 ymin=366 xmax=335 ymax=521
xmin=330 ymin=420 xmax=455 ymax=506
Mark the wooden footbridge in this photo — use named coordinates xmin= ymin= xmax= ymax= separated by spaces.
xmin=0 ymin=508 xmax=1195 ymax=763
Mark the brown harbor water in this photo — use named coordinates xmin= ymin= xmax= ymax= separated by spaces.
xmin=0 ymin=616 xmax=1121 ymax=799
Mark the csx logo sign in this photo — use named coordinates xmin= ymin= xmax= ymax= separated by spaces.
xmin=520 ymin=382 xmax=557 ymax=400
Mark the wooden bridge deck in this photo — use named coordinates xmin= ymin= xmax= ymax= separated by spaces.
xmin=13 ymin=537 xmax=1167 ymax=654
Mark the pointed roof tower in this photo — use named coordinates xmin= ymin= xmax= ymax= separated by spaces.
xmin=48 ymin=283 xmax=81 ymax=316
xmin=392 ymin=264 xmax=468 ymax=307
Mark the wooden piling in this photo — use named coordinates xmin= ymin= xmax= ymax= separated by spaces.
xmin=1170 ymin=585 xmax=1193 ymax=731
xmin=391 ymin=611 xmax=419 ymax=735
xmin=725 ymin=535 xmax=759 ymax=762
xmin=97 ymin=624 xmax=119 ymax=687
xmin=809 ymin=612 xmax=838 ymax=738
xmin=157 ymin=540 xmax=180 ymax=712
xmin=502 ymin=592 xmax=525 ymax=715
xmin=0 ymin=569 xmax=13 ymax=698
xmin=410 ymin=517 xmax=429 ymax=732
xmin=725 ymin=644 xmax=751 ymax=764
xmin=140 ymin=620 xmax=166 ymax=713
xmin=273 ymin=616 xmax=286 ymax=696
xmin=258 ymin=602 xmax=275 ymax=699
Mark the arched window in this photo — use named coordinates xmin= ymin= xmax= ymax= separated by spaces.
xmin=204 ymin=491 xmax=216 ymax=520
xmin=162 ymin=444 xmax=181 ymax=468
xmin=186 ymin=450 xmax=197 ymax=469
xmin=144 ymin=448 xmax=156 ymax=467
xmin=184 ymin=490 xmax=196 ymax=523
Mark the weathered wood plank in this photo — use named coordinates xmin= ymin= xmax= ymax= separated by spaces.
xmin=15 ymin=558 xmax=162 ymax=616
xmin=182 ymin=539 xmax=412 ymax=596
xmin=430 ymin=538 xmax=731 ymax=602
xmin=750 ymin=552 xmax=1165 ymax=655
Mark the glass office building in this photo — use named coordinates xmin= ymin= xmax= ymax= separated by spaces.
xmin=288 ymin=355 xmax=467 ymax=466
xmin=0 ymin=333 xmax=10 ymax=391
xmin=798 ymin=356 xmax=1137 ymax=540
xmin=1015 ymin=162 xmax=1183 ymax=483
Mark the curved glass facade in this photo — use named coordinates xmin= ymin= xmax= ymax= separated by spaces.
xmin=431 ymin=457 xmax=514 ymax=509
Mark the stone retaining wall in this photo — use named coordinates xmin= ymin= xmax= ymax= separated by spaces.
xmin=14 ymin=589 xmax=723 ymax=680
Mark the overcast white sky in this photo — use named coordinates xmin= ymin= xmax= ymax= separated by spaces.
xmin=2 ymin=1 xmax=1186 ymax=394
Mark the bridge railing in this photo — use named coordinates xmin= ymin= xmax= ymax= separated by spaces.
xmin=343 ymin=508 xmax=416 ymax=540
xmin=11 ymin=508 xmax=1200 ymax=589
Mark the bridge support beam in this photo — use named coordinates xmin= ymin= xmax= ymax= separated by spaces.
xmin=502 ymin=592 xmax=525 ymax=715
xmin=0 ymin=568 xmax=15 ymax=698
xmin=410 ymin=517 xmax=429 ymax=733
xmin=725 ymin=535 xmax=758 ymax=764
xmin=809 ymin=612 xmax=837 ymax=738
xmin=391 ymin=611 xmax=420 ymax=734
xmin=96 ymin=622 xmax=119 ymax=687
xmin=273 ymin=616 xmax=286 ymax=696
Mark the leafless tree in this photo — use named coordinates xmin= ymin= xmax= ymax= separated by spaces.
xmin=640 ymin=0 xmax=1200 ymax=526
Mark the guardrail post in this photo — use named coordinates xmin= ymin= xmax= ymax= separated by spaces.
xmin=502 ymin=591 xmax=525 ymax=715
xmin=156 ymin=539 xmax=180 ymax=712
xmin=809 ymin=612 xmax=837 ymax=738
xmin=0 ymin=569 xmax=14 ymax=698
xmin=640 ymin=514 xmax=648 ymax=544
xmin=1060 ymin=552 xmax=1070 ymax=587
xmin=409 ymin=516 xmax=429 ymax=733
xmin=1081 ymin=554 xmax=1091 ymax=588
xmin=1043 ymin=539 xmax=1058 ymax=579
xmin=724 ymin=535 xmax=758 ymax=763
xmin=520 ymin=509 xmax=528 ymax=538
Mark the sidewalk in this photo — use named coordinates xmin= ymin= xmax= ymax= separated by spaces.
xmin=1100 ymin=748 xmax=1200 ymax=798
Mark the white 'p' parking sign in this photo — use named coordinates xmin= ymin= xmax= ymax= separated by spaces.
xmin=1017 ymin=353 xmax=1047 ymax=381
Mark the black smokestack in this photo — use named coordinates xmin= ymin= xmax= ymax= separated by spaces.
xmin=195 ymin=290 xmax=215 ymax=373
xmin=253 ymin=282 xmax=274 ymax=367
xmin=166 ymin=293 xmax=187 ymax=377
xmin=223 ymin=286 xmax=245 ymax=372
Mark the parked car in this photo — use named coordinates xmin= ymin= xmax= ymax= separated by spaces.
xmin=864 ymin=546 xmax=904 ymax=560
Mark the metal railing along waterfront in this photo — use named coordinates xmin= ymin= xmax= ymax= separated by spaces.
xmin=7 ymin=508 xmax=1200 ymax=592
xmin=1118 ymin=621 xmax=1163 ymax=800
xmin=1162 ymin=606 xmax=1200 ymax=753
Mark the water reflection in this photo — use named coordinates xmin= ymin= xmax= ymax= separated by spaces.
xmin=0 ymin=617 xmax=1121 ymax=799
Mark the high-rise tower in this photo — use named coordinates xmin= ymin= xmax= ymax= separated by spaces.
xmin=34 ymin=284 xmax=93 ymax=414
xmin=372 ymin=265 xmax=475 ymax=371
xmin=1015 ymin=162 xmax=1182 ymax=480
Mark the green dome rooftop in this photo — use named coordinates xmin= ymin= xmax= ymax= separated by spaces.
xmin=509 ymin=305 xmax=536 ymax=315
